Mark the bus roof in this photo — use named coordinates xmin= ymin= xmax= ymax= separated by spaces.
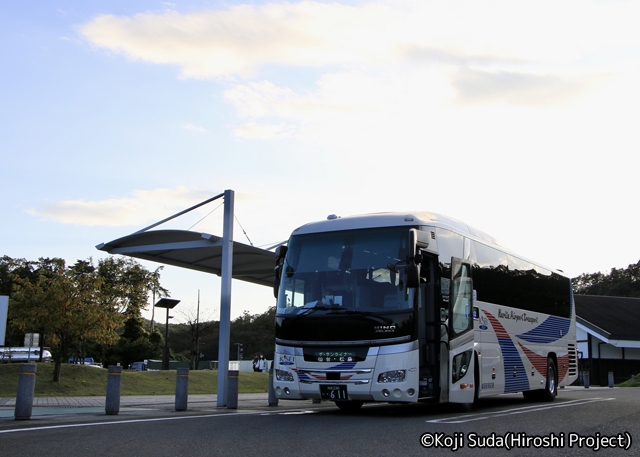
xmin=292 ymin=211 xmax=500 ymax=245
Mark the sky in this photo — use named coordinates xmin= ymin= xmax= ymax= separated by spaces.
xmin=2 ymin=0 xmax=639 ymax=323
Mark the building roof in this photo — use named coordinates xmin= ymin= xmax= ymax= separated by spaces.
xmin=575 ymin=294 xmax=640 ymax=342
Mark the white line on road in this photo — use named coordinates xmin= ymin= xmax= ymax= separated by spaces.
xmin=0 ymin=408 xmax=320 ymax=435
xmin=426 ymin=397 xmax=615 ymax=424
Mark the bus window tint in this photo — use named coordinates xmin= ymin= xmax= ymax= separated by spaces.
xmin=471 ymin=240 xmax=571 ymax=318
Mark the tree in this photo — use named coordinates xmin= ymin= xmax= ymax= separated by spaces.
xmin=96 ymin=257 xmax=169 ymax=367
xmin=10 ymin=261 xmax=122 ymax=381
xmin=230 ymin=307 xmax=276 ymax=360
xmin=573 ymin=261 xmax=640 ymax=297
xmin=175 ymin=307 xmax=216 ymax=370
xmin=147 ymin=267 xmax=169 ymax=333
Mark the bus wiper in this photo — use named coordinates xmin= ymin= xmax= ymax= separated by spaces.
xmin=284 ymin=302 xmax=332 ymax=325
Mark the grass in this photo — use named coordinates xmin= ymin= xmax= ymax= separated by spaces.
xmin=616 ymin=374 xmax=640 ymax=387
xmin=0 ymin=363 xmax=269 ymax=397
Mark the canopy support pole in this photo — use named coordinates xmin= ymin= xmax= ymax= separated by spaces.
xmin=217 ymin=189 xmax=234 ymax=407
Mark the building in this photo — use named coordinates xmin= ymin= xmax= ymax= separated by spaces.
xmin=575 ymin=294 xmax=640 ymax=385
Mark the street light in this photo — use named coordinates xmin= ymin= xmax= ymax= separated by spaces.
xmin=154 ymin=298 xmax=180 ymax=370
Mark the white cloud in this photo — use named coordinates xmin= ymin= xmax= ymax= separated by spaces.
xmin=27 ymin=187 xmax=215 ymax=226
xmin=182 ymin=123 xmax=208 ymax=133
xmin=78 ymin=1 xmax=640 ymax=79
xmin=451 ymin=69 xmax=614 ymax=108
xmin=77 ymin=0 xmax=639 ymax=141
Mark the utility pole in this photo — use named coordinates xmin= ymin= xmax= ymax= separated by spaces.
xmin=195 ymin=289 xmax=200 ymax=370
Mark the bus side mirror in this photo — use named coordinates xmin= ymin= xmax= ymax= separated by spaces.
xmin=273 ymin=245 xmax=288 ymax=298
xmin=406 ymin=229 xmax=421 ymax=288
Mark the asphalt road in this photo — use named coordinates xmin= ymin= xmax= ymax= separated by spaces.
xmin=1 ymin=387 xmax=637 ymax=457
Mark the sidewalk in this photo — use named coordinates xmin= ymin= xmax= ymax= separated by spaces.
xmin=0 ymin=393 xmax=328 ymax=419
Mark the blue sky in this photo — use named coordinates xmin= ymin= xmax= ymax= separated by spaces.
xmin=2 ymin=0 xmax=639 ymax=322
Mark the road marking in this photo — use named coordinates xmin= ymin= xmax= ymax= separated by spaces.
xmin=426 ymin=397 xmax=615 ymax=424
xmin=0 ymin=408 xmax=321 ymax=435
xmin=276 ymin=410 xmax=317 ymax=415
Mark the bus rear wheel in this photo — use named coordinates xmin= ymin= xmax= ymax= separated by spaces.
xmin=523 ymin=358 xmax=557 ymax=402
xmin=541 ymin=358 xmax=557 ymax=402
xmin=335 ymin=400 xmax=364 ymax=411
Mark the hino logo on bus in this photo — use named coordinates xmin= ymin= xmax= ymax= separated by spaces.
xmin=374 ymin=325 xmax=396 ymax=333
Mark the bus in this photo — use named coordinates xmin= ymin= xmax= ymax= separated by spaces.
xmin=0 ymin=347 xmax=52 ymax=363
xmin=272 ymin=212 xmax=577 ymax=410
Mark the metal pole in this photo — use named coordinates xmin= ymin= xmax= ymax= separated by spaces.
xmin=195 ymin=290 xmax=200 ymax=370
xmin=163 ymin=307 xmax=169 ymax=370
xmin=175 ymin=368 xmax=189 ymax=411
xmin=217 ymin=189 xmax=234 ymax=407
xmin=226 ymin=370 xmax=239 ymax=409
xmin=14 ymin=364 xmax=37 ymax=420
xmin=105 ymin=365 xmax=122 ymax=415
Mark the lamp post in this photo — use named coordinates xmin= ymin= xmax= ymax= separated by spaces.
xmin=154 ymin=298 xmax=180 ymax=370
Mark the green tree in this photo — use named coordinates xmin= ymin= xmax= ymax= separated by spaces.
xmin=230 ymin=307 xmax=276 ymax=360
xmin=573 ymin=260 xmax=640 ymax=297
xmin=97 ymin=258 xmax=169 ymax=345
xmin=11 ymin=261 xmax=122 ymax=381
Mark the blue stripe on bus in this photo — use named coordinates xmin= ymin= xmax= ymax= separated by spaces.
xmin=516 ymin=316 xmax=570 ymax=344
xmin=497 ymin=336 xmax=530 ymax=393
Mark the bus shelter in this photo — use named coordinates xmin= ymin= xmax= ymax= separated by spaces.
xmin=96 ymin=190 xmax=277 ymax=407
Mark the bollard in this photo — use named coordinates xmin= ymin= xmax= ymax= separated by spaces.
xmin=584 ymin=371 xmax=590 ymax=388
xmin=14 ymin=363 xmax=37 ymax=420
xmin=268 ymin=362 xmax=279 ymax=407
xmin=226 ymin=370 xmax=239 ymax=409
xmin=175 ymin=368 xmax=189 ymax=411
xmin=608 ymin=372 xmax=614 ymax=388
xmin=105 ymin=365 xmax=122 ymax=415
xmin=633 ymin=374 xmax=636 ymax=385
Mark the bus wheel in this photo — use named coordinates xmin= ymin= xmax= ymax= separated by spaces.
xmin=335 ymin=400 xmax=364 ymax=411
xmin=523 ymin=358 xmax=557 ymax=402
xmin=541 ymin=358 xmax=557 ymax=402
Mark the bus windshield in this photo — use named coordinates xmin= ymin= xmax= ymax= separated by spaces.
xmin=277 ymin=227 xmax=412 ymax=314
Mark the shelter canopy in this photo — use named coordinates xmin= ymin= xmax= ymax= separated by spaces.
xmin=96 ymin=229 xmax=276 ymax=287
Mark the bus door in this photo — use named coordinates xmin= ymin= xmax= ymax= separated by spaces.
xmin=446 ymin=258 xmax=475 ymax=404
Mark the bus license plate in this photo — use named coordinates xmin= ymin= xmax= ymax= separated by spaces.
xmin=320 ymin=385 xmax=348 ymax=400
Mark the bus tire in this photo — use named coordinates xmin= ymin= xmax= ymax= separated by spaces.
xmin=522 ymin=358 xmax=557 ymax=402
xmin=335 ymin=400 xmax=364 ymax=411
xmin=541 ymin=357 xmax=557 ymax=402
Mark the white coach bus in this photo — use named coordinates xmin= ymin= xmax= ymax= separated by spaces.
xmin=272 ymin=212 xmax=577 ymax=411
xmin=0 ymin=347 xmax=52 ymax=363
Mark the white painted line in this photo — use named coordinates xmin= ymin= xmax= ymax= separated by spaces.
xmin=427 ymin=398 xmax=615 ymax=424
xmin=0 ymin=408 xmax=321 ymax=435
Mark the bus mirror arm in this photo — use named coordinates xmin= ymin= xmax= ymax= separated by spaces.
xmin=406 ymin=256 xmax=420 ymax=288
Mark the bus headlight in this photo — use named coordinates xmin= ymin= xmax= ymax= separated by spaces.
xmin=377 ymin=370 xmax=406 ymax=383
xmin=276 ymin=369 xmax=294 ymax=382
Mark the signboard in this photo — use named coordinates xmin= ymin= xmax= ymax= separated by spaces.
xmin=0 ymin=296 xmax=7 ymax=346
xmin=24 ymin=333 xmax=39 ymax=348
